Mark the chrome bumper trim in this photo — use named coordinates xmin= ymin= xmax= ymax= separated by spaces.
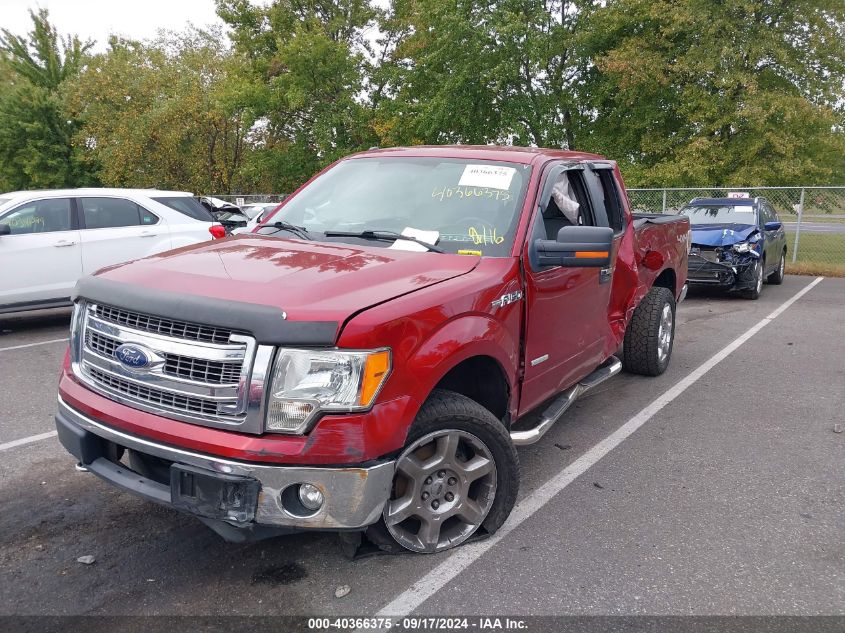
xmin=58 ymin=396 xmax=394 ymax=530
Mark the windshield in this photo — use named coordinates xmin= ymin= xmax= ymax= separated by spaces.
xmin=262 ymin=157 xmax=532 ymax=256
xmin=680 ymin=205 xmax=757 ymax=225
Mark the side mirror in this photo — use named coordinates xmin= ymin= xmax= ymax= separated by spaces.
xmin=764 ymin=221 xmax=782 ymax=231
xmin=535 ymin=226 xmax=614 ymax=268
xmin=0 ymin=224 xmax=10 ymax=236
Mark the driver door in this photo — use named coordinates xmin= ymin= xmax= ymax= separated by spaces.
xmin=518 ymin=163 xmax=616 ymax=416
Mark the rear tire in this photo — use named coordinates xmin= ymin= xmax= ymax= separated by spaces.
xmin=768 ymin=251 xmax=785 ymax=285
xmin=622 ymin=286 xmax=676 ymax=376
xmin=366 ymin=389 xmax=519 ymax=554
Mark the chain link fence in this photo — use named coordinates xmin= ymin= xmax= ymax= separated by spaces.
xmin=204 ymin=188 xmax=845 ymax=276
xmin=628 ymin=187 xmax=845 ymax=276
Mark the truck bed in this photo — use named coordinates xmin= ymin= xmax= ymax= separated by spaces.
xmin=632 ymin=212 xmax=687 ymax=229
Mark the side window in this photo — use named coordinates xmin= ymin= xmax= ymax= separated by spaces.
xmin=139 ymin=207 xmax=159 ymax=225
xmin=766 ymin=203 xmax=779 ymax=224
xmin=81 ymin=197 xmax=142 ymax=229
xmin=0 ymin=198 xmax=73 ymax=235
xmin=539 ymin=169 xmax=595 ymax=241
xmin=596 ymin=170 xmax=625 ymax=234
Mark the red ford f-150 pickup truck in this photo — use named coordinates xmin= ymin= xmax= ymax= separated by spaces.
xmin=56 ymin=146 xmax=689 ymax=554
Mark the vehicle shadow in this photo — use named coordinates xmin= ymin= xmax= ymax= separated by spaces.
xmin=0 ymin=457 xmax=355 ymax=615
xmin=0 ymin=307 xmax=72 ymax=335
xmin=683 ymin=286 xmax=745 ymax=301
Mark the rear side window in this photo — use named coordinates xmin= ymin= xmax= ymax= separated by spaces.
xmin=0 ymin=198 xmax=73 ymax=234
xmin=152 ymin=196 xmax=213 ymax=221
xmin=140 ymin=207 xmax=159 ymax=225
xmin=596 ymin=170 xmax=625 ymax=233
xmin=81 ymin=197 xmax=144 ymax=229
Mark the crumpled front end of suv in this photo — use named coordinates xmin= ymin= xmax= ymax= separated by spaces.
xmin=687 ymin=245 xmax=761 ymax=290
xmin=686 ymin=223 xmax=761 ymax=291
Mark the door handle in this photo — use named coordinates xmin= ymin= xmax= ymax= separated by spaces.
xmin=138 ymin=231 xmax=157 ymax=237
xmin=53 ymin=240 xmax=77 ymax=247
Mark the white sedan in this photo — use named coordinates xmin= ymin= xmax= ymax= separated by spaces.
xmin=0 ymin=188 xmax=224 ymax=314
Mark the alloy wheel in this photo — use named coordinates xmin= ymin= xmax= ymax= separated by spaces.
xmin=657 ymin=303 xmax=673 ymax=363
xmin=384 ymin=430 xmax=497 ymax=553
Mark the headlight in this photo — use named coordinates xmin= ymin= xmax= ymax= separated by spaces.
xmin=732 ymin=241 xmax=759 ymax=254
xmin=265 ymin=348 xmax=391 ymax=434
xmin=69 ymin=301 xmax=86 ymax=363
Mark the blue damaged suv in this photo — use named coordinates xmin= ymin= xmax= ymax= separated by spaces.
xmin=681 ymin=197 xmax=788 ymax=299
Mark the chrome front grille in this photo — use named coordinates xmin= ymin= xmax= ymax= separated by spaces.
xmin=86 ymin=329 xmax=242 ymax=385
xmin=87 ymin=367 xmax=220 ymax=416
xmin=72 ymin=302 xmax=274 ymax=434
xmin=94 ymin=304 xmax=237 ymax=345
xmin=86 ymin=329 xmax=118 ymax=357
xmin=164 ymin=355 xmax=242 ymax=385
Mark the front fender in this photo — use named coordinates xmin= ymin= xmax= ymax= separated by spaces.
xmin=403 ymin=313 xmax=520 ymax=422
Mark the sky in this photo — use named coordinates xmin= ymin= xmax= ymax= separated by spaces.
xmin=2 ymin=0 xmax=227 ymax=50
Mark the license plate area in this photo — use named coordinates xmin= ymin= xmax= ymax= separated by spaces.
xmin=170 ymin=463 xmax=260 ymax=524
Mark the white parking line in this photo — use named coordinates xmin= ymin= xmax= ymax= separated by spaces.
xmin=0 ymin=337 xmax=68 ymax=352
xmin=374 ymin=276 xmax=825 ymax=618
xmin=0 ymin=430 xmax=58 ymax=452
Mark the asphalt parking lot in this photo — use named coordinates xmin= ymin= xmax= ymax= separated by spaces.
xmin=0 ymin=276 xmax=842 ymax=620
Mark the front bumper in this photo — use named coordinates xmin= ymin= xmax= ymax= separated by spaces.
xmin=686 ymin=254 xmax=758 ymax=290
xmin=56 ymin=397 xmax=395 ymax=540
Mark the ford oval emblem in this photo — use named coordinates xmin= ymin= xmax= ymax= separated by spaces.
xmin=115 ymin=343 xmax=151 ymax=369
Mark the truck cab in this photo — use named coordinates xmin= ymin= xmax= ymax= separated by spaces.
xmin=55 ymin=146 xmax=689 ymax=553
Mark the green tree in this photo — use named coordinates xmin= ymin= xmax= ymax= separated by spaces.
xmin=217 ymin=0 xmax=380 ymax=192
xmin=0 ymin=9 xmax=97 ymax=190
xmin=373 ymin=0 xmax=589 ymax=149
xmin=580 ymin=0 xmax=845 ymax=186
xmin=68 ymin=30 xmax=255 ymax=193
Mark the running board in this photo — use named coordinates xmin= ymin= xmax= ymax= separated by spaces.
xmin=510 ymin=356 xmax=622 ymax=446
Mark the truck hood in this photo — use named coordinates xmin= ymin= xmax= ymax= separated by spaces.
xmin=91 ymin=235 xmax=480 ymax=324
xmin=690 ymin=223 xmax=758 ymax=248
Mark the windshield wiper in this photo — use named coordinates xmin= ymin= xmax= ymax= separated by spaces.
xmin=264 ymin=220 xmax=313 ymax=241
xmin=323 ymin=229 xmax=443 ymax=253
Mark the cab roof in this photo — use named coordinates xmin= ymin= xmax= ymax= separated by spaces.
xmin=349 ymin=145 xmax=606 ymax=166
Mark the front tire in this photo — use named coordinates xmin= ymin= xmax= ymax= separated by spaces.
xmin=743 ymin=259 xmax=765 ymax=299
xmin=367 ymin=389 xmax=519 ymax=554
xmin=622 ymin=286 xmax=676 ymax=376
